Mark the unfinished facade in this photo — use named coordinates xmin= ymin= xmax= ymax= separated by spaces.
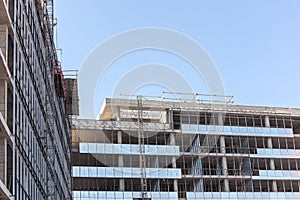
xmin=0 ymin=0 xmax=73 ymax=199
xmin=72 ymin=94 xmax=300 ymax=200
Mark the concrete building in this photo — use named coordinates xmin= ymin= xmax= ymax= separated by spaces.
xmin=72 ymin=94 xmax=300 ymax=200
xmin=0 ymin=0 xmax=74 ymax=199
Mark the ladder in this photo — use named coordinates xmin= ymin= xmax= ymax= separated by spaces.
xmin=137 ymin=95 xmax=147 ymax=199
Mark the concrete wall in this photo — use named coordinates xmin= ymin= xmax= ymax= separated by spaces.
xmin=0 ymin=80 xmax=7 ymax=122
xmin=0 ymin=138 xmax=7 ymax=186
xmin=0 ymin=25 xmax=8 ymax=63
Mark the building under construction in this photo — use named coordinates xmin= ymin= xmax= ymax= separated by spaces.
xmin=72 ymin=93 xmax=300 ymax=200
xmin=0 ymin=0 xmax=78 ymax=199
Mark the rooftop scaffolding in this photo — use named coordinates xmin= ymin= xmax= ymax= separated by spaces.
xmin=99 ymin=94 xmax=300 ymax=120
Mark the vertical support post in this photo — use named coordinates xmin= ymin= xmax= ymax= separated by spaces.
xmin=12 ymin=1 xmax=17 ymax=198
xmin=4 ymin=138 xmax=7 ymax=187
xmin=118 ymin=130 xmax=124 ymax=191
xmin=219 ymin=113 xmax=229 ymax=192
xmin=116 ymin=106 xmax=125 ymax=191
xmin=265 ymin=116 xmax=277 ymax=192
xmin=220 ymin=136 xmax=229 ymax=192
xmin=137 ymin=96 xmax=147 ymax=199
xmin=167 ymin=109 xmax=173 ymax=124
xmin=4 ymin=80 xmax=7 ymax=122
xmin=116 ymin=106 xmax=121 ymax=121
xmin=169 ymin=133 xmax=178 ymax=192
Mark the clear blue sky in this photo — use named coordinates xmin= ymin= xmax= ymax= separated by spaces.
xmin=55 ymin=1 xmax=300 ymax=116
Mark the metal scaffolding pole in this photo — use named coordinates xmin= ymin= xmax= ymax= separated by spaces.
xmin=137 ymin=95 xmax=147 ymax=199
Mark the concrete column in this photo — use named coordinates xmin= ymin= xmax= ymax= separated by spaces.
xmin=167 ymin=109 xmax=173 ymax=124
xmin=220 ymin=136 xmax=229 ymax=192
xmin=0 ymin=138 xmax=7 ymax=186
xmin=265 ymin=116 xmax=277 ymax=192
xmin=218 ymin=113 xmax=229 ymax=191
xmin=265 ymin=116 xmax=270 ymax=128
xmin=169 ymin=133 xmax=178 ymax=192
xmin=118 ymin=131 xmax=123 ymax=169
xmin=218 ymin=113 xmax=223 ymax=126
xmin=116 ymin=106 xmax=125 ymax=191
xmin=168 ymin=109 xmax=174 ymax=131
xmin=118 ymin=130 xmax=124 ymax=191
xmin=115 ymin=106 xmax=121 ymax=121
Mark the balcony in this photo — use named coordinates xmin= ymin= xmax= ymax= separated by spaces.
xmin=251 ymin=148 xmax=300 ymax=159
xmin=79 ymin=143 xmax=180 ymax=156
xmin=253 ymin=170 xmax=300 ymax=180
xmin=181 ymin=124 xmax=293 ymax=138
xmin=73 ymin=166 xmax=182 ymax=179
xmin=73 ymin=191 xmax=178 ymax=200
xmin=186 ymin=192 xmax=300 ymax=200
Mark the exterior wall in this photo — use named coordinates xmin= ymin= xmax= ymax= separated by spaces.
xmin=72 ymin=98 xmax=300 ymax=200
xmin=1 ymin=0 xmax=72 ymax=199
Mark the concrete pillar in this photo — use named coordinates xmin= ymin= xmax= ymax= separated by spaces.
xmin=265 ymin=116 xmax=277 ymax=192
xmin=265 ymin=116 xmax=270 ymax=128
xmin=118 ymin=130 xmax=125 ymax=191
xmin=168 ymin=109 xmax=175 ymax=131
xmin=116 ymin=106 xmax=125 ymax=191
xmin=0 ymin=138 xmax=7 ymax=186
xmin=169 ymin=132 xmax=175 ymax=146
xmin=172 ymin=156 xmax=178 ymax=192
xmin=220 ymin=136 xmax=229 ymax=192
xmin=167 ymin=109 xmax=173 ymax=124
xmin=169 ymin=133 xmax=178 ymax=192
xmin=218 ymin=113 xmax=229 ymax=192
xmin=218 ymin=113 xmax=223 ymax=126
xmin=118 ymin=131 xmax=124 ymax=167
xmin=115 ymin=106 xmax=121 ymax=121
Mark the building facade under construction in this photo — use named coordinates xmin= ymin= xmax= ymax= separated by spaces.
xmin=0 ymin=0 xmax=77 ymax=199
xmin=72 ymin=94 xmax=300 ymax=200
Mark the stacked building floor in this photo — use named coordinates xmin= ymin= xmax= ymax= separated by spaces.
xmin=72 ymin=96 xmax=300 ymax=200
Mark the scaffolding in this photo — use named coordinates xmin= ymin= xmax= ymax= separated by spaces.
xmin=120 ymin=92 xmax=234 ymax=104
xmin=137 ymin=96 xmax=147 ymax=199
xmin=0 ymin=0 xmax=74 ymax=199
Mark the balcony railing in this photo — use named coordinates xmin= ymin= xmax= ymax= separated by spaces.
xmin=79 ymin=143 xmax=180 ymax=156
xmin=73 ymin=191 xmax=178 ymax=200
xmin=182 ymin=124 xmax=293 ymax=137
xmin=73 ymin=166 xmax=182 ymax=179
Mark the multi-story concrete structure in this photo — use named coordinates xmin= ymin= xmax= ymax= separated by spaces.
xmin=0 ymin=0 xmax=73 ymax=199
xmin=72 ymin=94 xmax=300 ymax=200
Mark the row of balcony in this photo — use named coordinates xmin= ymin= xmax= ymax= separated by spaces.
xmin=73 ymin=191 xmax=178 ymax=200
xmin=78 ymin=143 xmax=300 ymax=159
xmin=73 ymin=166 xmax=300 ymax=181
xmin=73 ymin=166 xmax=182 ymax=179
xmin=72 ymin=191 xmax=300 ymax=200
xmin=73 ymin=119 xmax=294 ymax=138
xmin=182 ymin=124 xmax=293 ymax=137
